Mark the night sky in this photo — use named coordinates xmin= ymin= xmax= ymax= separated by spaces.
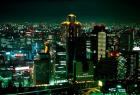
xmin=0 ymin=0 xmax=140 ymax=23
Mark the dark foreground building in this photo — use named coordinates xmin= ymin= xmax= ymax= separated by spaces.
xmin=61 ymin=14 xmax=88 ymax=81
xmin=33 ymin=53 xmax=50 ymax=85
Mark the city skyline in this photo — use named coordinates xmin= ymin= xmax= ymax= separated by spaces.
xmin=0 ymin=0 xmax=140 ymax=23
xmin=0 ymin=13 xmax=140 ymax=94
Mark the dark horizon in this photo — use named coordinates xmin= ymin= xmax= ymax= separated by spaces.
xmin=0 ymin=0 xmax=140 ymax=24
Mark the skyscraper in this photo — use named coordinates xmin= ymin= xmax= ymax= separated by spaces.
xmin=120 ymin=31 xmax=134 ymax=51
xmin=33 ymin=53 xmax=50 ymax=85
xmin=54 ymin=43 xmax=67 ymax=84
xmin=91 ymin=25 xmax=107 ymax=64
xmin=61 ymin=14 xmax=86 ymax=81
xmin=91 ymin=25 xmax=114 ymax=80
xmin=121 ymin=51 xmax=139 ymax=80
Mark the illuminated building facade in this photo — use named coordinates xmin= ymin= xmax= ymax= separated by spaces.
xmin=61 ymin=14 xmax=94 ymax=82
xmin=54 ymin=43 xmax=67 ymax=84
xmin=117 ymin=55 xmax=127 ymax=80
xmin=25 ymin=28 xmax=34 ymax=60
xmin=91 ymin=25 xmax=119 ymax=80
xmin=132 ymin=47 xmax=140 ymax=80
xmin=98 ymin=31 xmax=106 ymax=60
xmin=121 ymin=51 xmax=139 ymax=80
xmin=61 ymin=14 xmax=82 ymax=81
xmin=107 ymin=33 xmax=120 ymax=51
xmin=74 ymin=33 xmax=94 ymax=82
xmin=91 ymin=25 xmax=107 ymax=64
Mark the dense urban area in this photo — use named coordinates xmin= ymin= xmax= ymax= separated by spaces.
xmin=0 ymin=14 xmax=140 ymax=94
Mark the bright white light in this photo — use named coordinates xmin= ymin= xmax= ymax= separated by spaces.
xmin=55 ymin=71 xmax=66 ymax=73
xmin=133 ymin=46 xmax=140 ymax=51
xmin=105 ymin=26 xmax=109 ymax=30
xmin=6 ymin=52 xmax=10 ymax=55
xmin=49 ymin=79 xmax=55 ymax=85
xmin=57 ymin=52 xmax=66 ymax=55
xmin=57 ymin=66 xmax=64 ymax=69
xmin=86 ymin=48 xmax=91 ymax=52
xmin=35 ymin=43 xmax=38 ymax=48
xmin=59 ymin=61 xmax=66 ymax=64
xmin=55 ymin=79 xmax=67 ymax=84
xmin=116 ymin=84 xmax=122 ymax=88
xmin=15 ymin=66 xmax=29 ymax=71
xmin=98 ymin=80 xmax=103 ymax=87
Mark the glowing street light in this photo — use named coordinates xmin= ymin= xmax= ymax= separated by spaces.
xmin=98 ymin=80 xmax=103 ymax=87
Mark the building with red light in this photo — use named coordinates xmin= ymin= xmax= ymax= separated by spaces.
xmin=91 ymin=25 xmax=119 ymax=80
xmin=91 ymin=25 xmax=107 ymax=64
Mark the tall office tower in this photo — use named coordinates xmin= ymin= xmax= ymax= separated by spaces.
xmin=121 ymin=51 xmax=139 ymax=80
xmin=62 ymin=14 xmax=82 ymax=78
xmin=117 ymin=55 xmax=127 ymax=80
xmin=91 ymin=25 xmax=107 ymax=63
xmin=98 ymin=31 xmax=106 ymax=60
xmin=25 ymin=28 xmax=34 ymax=60
xmin=54 ymin=43 xmax=67 ymax=84
xmin=74 ymin=35 xmax=93 ymax=82
xmin=133 ymin=47 xmax=140 ymax=80
xmin=120 ymin=31 xmax=134 ymax=51
xmin=107 ymin=33 xmax=120 ymax=51
xmin=33 ymin=53 xmax=50 ymax=85
xmin=91 ymin=25 xmax=109 ymax=80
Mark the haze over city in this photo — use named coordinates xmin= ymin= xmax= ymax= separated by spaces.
xmin=0 ymin=0 xmax=140 ymax=23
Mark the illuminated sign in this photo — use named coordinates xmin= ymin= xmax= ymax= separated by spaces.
xmin=15 ymin=54 xmax=26 ymax=57
xmin=15 ymin=66 xmax=29 ymax=71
